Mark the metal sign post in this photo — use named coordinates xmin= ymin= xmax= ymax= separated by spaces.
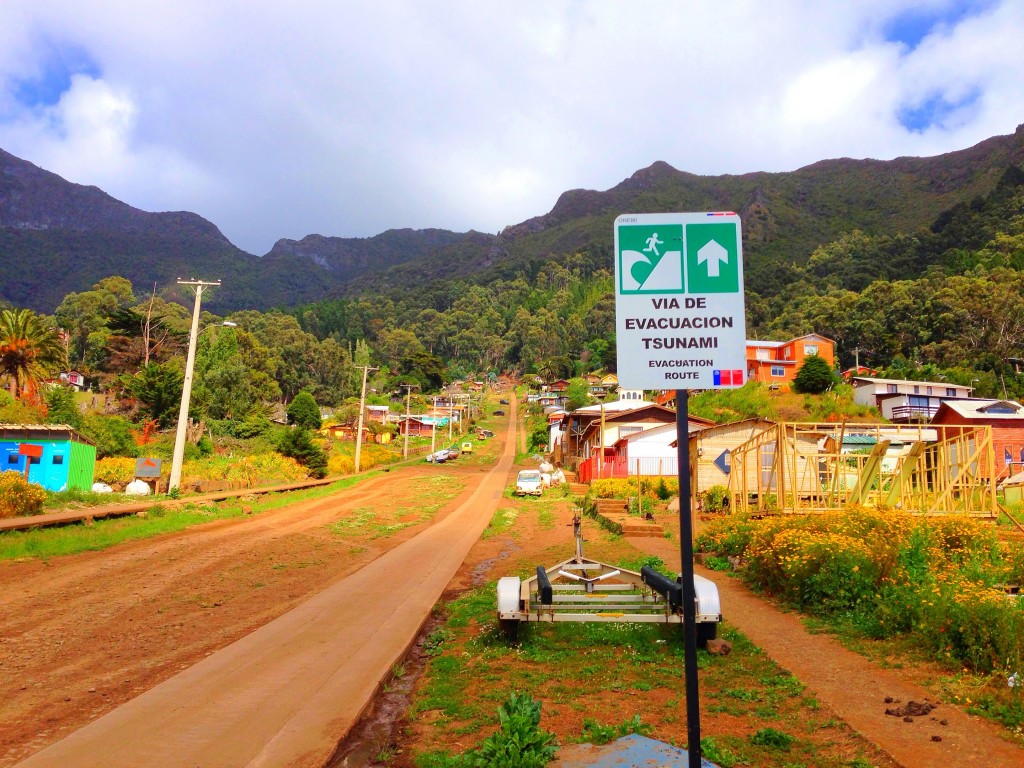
xmin=675 ymin=388 xmax=701 ymax=767
xmin=613 ymin=211 xmax=747 ymax=767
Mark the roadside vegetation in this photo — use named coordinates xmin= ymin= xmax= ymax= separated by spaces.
xmin=0 ymin=472 xmax=381 ymax=560
xmin=407 ymin=577 xmax=889 ymax=767
xmin=696 ymin=507 xmax=1024 ymax=731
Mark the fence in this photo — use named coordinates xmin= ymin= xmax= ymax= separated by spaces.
xmin=576 ymin=454 xmax=679 ymax=483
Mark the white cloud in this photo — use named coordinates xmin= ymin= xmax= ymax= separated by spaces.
xmin=0 ymin=1 xmax=1021 ymax=254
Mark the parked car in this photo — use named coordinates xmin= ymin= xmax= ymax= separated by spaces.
xmin=515 ymin=469 xmax=543 ymax=496
xmin=426 ymin=448 xmax=450 ymax=463
xmin=499 ymin=398 xmax=509 ymax=405
xmin=477 ymin=429 xmax=495 ymax=439
xmin=493 ymin=409 xmax=505 ymax=416
xmin=446 ymin=444 xmax=461 ymax=459
xmin=461 ymin=441 xmax=474 ymax=453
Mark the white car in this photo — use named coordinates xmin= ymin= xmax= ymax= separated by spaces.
xmin=426 ymin=449 xmax=450 ymax=463
xmin=515 ymin=469 xmax=543 ymax=496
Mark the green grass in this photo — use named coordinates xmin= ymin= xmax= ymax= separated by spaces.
xmin=410 ymin=586 xmax=877 ymax=767
xmin=482 ymin=507 xmax=519 ymax=539
xmin=327 ymin=474 xmax=465 ymax=539
xmin=1 ymin=473 xmax=383 ymax=561
xmin=0 ymin=503 xmax=235 ymax=560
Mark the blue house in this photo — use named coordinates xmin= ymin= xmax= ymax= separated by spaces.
xmin=0 ymin=424 xmax=97 ymax=492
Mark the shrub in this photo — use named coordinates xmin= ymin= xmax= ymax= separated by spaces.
xmin=94 ymin=457 xmax=138 ymax=484
xmin=590 ymin=478 xmax=635 ymax=499
xmin=80 ymin=414 xmax=138 ymax=459
xmin=181 ymin=453 xmax=308 ymax=485
xmin=277 ymin=428 xmax=327 ymax=478
xmin=287 ymin=390 xmax=321 ymax=430
xmin=792 ymin=355 xmax=837 ymax=394
xmin=703 ymin=484 xmax=730 ymax=513
xmin=697 ymin=505 xmax=1024 ymax=678
xmin=463 ymin=692 xmax=556 ymax=768
xmin=750 ymin=727 xmax=793 ymax=750
xmin=0 ymin=471 xmax=47 ymax=518
xmin=590 ymin=477 xmax=677 ymax=500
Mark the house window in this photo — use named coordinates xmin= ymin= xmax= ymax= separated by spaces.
xmin=771 ymin=366 xmax=785 ymax=377
xmin=619 ymin=426 xmax=642 ymax=437
xmin=784 ymin=347 xmax=792 ymax=359
xmin=887 ymin=384 xmax=897 ymax=393
xmin=755 ymin=349 xmax=769 ymax=361
xmin=913 ymin=385 xmax=920 ymax=394
xmin=926 ymin=386 xmax=933 ymax=395
xmin=53 ymin=454 xmax=64 ymax=465
xmin=6 ymin=455 xmax=17 ymax=465
xmin=804 ymin=344 xmax=818 ymax=355
xmin=1006 ymin=448 xmax=1013 ymax=466
xmin=946 ymin=388 xmax=956 ymax=397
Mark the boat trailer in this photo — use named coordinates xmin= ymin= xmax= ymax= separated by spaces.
xmin=496 ymin=514 xmax=722 ymax=643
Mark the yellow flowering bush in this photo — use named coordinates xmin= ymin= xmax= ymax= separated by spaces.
xmin=697 ymin=504 xmax=1024 ymax=683
xmin=181 ymin=453 xmax=309 ymax=485
xmin=93 ymin=457 xmax=138 ymax=484
xmin=328 ymin=454 xmax=356 ymax=475
xmin=589 ymin=477 xmax=677 ymax=500
xmin=0 ymin=470 xmax=47 ymax=518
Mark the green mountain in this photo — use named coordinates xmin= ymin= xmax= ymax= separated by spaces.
xmin=0 ymin=148 xmax=489 ymax=313
xmin=348 ymin=125 xmax=1024 ymax=298
xmin=2 ymin=125 xmax=1023 ymax=313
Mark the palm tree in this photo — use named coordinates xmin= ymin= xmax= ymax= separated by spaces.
xmin=0 ymin=308 xmax=67 ymax=399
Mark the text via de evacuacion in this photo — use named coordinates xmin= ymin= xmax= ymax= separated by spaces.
xmin=621 ymin=296 xmax=734 ymax=351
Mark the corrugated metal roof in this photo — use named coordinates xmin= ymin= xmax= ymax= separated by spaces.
xmin=0 ymin=423 xmax=94 ymax=446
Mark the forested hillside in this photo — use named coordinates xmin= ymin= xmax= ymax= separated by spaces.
xmin=286 ymin=162 xmax=1024 ymax=398
xmin=2 ymin=126 xmax=1023 ymax=314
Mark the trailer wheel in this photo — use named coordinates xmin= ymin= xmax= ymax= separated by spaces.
xmin=499 ymin=618 xmax=520 ymax=644
xmin=696 ymin=621 xmax=718 ymax=647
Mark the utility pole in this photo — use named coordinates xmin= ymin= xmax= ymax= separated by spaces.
xmin=354 ymin=365 xmax=378 ymax=473
xmin=169 ymin=279 xmax=220 ymax=493
xmin=402 ymin=383 xmax=417 ymax=460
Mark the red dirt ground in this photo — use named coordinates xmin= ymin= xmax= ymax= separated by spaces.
xmin=2 ymin=451 xmax=1023 ymax=767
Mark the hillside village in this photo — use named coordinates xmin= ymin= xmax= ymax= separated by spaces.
xmin=4 ymin=132 xmax=1024 ymax=768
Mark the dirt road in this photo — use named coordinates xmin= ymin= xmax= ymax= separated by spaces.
xmin=2 ymin=405 xmax=517 ymax=768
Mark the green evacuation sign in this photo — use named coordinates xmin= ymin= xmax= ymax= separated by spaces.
xmin=615 ymin=212 xmax=747 ymax=390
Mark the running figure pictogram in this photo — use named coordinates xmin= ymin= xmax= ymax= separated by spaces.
xmin=643 ymin=232 xmax=663 ymax=256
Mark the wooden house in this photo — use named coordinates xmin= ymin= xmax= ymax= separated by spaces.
xmin=746 ymin=334 xmax=835 ymax=389
xmin=684 ymin=418 xmax=775 ymax=496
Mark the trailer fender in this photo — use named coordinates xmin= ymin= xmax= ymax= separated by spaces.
xmin=497 ymin=576 xmax=521 ymax=618
xmin=693 ymin=573 xmax=722 ymax=620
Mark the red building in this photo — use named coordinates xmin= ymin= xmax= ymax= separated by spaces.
xmin=932 ymin=399 xmax=1024 ymax=481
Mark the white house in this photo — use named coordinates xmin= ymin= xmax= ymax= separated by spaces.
xmin=851 ymin=377 xmax=974 ymax=423
xmin=616 ymin=421 xmax=709 ymax=476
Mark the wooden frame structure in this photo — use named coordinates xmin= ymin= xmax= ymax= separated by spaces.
xmin=728 ymin=422 xmax=997 ymax=517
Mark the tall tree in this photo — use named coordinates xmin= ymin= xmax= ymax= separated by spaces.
xmin=0 ymin=308 xmax=67 ymax=399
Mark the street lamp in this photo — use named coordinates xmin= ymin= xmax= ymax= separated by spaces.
xmin=168 ymin=277 xmax=226 ymax=493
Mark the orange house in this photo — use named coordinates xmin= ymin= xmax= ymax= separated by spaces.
xmin=746 ymin=334 xmax=835 ymax=389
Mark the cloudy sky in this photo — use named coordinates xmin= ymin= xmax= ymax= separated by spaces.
xmin=0 ymin=1 xmax=1021 ymax=255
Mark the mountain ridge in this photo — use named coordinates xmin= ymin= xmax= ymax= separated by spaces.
xmin=2 ymin=124 xmax=1022 ymax=312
